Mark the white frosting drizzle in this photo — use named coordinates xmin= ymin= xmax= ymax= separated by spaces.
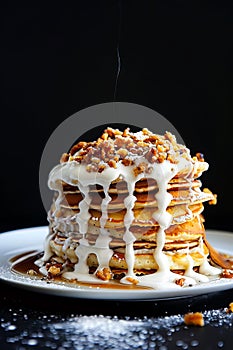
xmin=120 ymin=171 xmax=143 ymax=283
xmin=35 ymin=230 xmax=54 ymax=268
xmin=38 ymin=141 xmax=219 ymax=289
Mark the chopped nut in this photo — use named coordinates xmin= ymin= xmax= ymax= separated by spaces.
xmin=86 ymin=164 xmax=96 ymax=172
xmin=74 ymin=155 xmax=83 ymax=162
xmin=157 ymin=154 xmax=166 ymax=163
xmin=60 ymin=153 xmax=69 ymax=163
xmin=130 ymin=147 xmax=139 ymax=154
xmin=71 ymin=179 xmax=78 ymax=185
xmin=61 ymin=128 xmax=197 ymax=171
xmin=96 ymin=267 xmax=112 ymax=281
xmin=108 ymin=159 xmax=117 ymax=168
xmin=48 ymin=266 xmax=61 ymax=276
xmin=167 ymin=153 xmax=176 ymax=163
xmin=98 ymin=164 xmax=106 ymax=173
xmin=157 ymin=144 xmax=166 ymax=152
xmin=137 ymin=140 xmax=149 ymax=148
xmin=209 ymin=194 xmax=217 ymax=205
xmin=122 ymin=158 xmax=134 ymax=166
xmin=145 ymin=149 xmax=157 ymax=163
xmin=101 ymin=132 xmax=109 ymax=141
xmin=122 ymin=128 xmax=130 ymax=137
xmin=184 ymin=312 xmax=205 ymax=327
xmin=133 ymin=162 xmax=148 ymax=177
xmin=126 ymin=277 xmax=139 ymax=284
xmin=227 ymin=302 xmax=233 ymax=313
xmin=221 ymin=269 xmax=233 ymax=278
xmin=142 ymin=128 xmax=150 ymax=135
xmin=175 ymin=278 xmax=185 ymax=287
xmin=126 ymin=141 xmax=135 ymax=149
xmin=151 ymin=147 xmax=157 ymax=155
xmin=104 ymin=128 xmax=115 ymax=138
xmin=70 ymin=141 xmax=87 ymax=155
xmin=27 ymin=269 xmax=38 ymax=276
xmin=144 ymin=135 xmax=159 ymax=143
xmin=92 ymin=157 xmax=101 ymax=164
xmin=79 ymin=150 xmax=88 ymax=157
xmin=164 ymin=131 xmax=177 ymax=145
xmin=115 ymin=136 xmax=125 ymax=148
xmin=196 ymin=152 xmax=205 ymax=162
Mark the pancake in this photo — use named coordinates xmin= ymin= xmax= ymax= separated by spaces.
xmin=49 ymin=238 xmax=209 ymax=271
xmin=36 ymin=127 xmax=228 ymax=290
xmin=61 ymin=181 xmax=211 ymax=211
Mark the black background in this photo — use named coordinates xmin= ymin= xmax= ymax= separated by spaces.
xmin=1 ymin=1 xmax=233 ymax=233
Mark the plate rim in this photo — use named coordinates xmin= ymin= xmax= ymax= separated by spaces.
xmin=0 ymin=226 xmax=233 ymax=300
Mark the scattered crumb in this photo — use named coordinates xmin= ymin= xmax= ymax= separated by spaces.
xmin=27 ymin=269 xmax=37 ymax=276
xmin=184 ymin=312 xmax=205 ymax=327
xmin=226 ymin=302 xmax=233 ymax=313
xmin=221 ymin=269 xmax=233 ymax=278
xmin=175 ymin=278 xmax=185 ymax=287
xmin=126 ymin=277 xmax=139 ymax=285
xmin=96 ymin=268 xmax=112 ymax=281
xmin=48 ymin=266 xmax=61 ymax=276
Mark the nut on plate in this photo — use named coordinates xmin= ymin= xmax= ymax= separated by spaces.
xmin=48 ymin=265 xmax=61 ymax=276
xmin=96 ymin=268 xmax=112 ymax=281
xmin=126 ymin=276 xmax=139 ymax=285
xmin=226 ymin=302 xmax=233 ymax=313
xmin=184 ymin=312 xmax=205 ymax=327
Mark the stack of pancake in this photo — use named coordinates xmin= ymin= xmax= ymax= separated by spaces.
xmin=38 ymin=127 xmax=232 ymax=287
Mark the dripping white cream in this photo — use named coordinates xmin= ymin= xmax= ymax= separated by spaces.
xmin=38 ymin=130 xmax=219 ymax=288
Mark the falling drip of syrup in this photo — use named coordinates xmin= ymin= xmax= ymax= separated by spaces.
xmin=113 ymin=0 xmax=122 ymax=101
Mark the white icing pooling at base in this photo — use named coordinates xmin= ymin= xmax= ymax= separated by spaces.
xmin=35 ymin=229 xmax=54 ymax=269
xmin=184 ymin=246 xmax=209 ymax=283
xmin=39 ymin=147 xmax=219 ymax=289
xmin=63 ymin=236 xmax=113 ymax=283
xmin=198 ymin=238 xmax=221 ymax=276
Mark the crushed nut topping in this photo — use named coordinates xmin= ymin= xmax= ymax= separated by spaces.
xmin=96 ymin=267 xmax=112 ymax=281
xmin=196 ymin=153 xmax=205 ymax=162
xmin=175 ymin=278 xmax=185 ymax=287
xmin=46 ymin=262 xmax=62 ymax=278
xmin=48 ymin=265 xmax=61 ymax=276
xmin=27 ymin=269 xmax=38 ymax=276
xmin=126 ymin=276 xmax=139 ymax=285
xmin=184 ymin=312 xmax=205 ymax=327
xmin=60 ymin=153 xmax=69 ymax=163
xmin=220 ymin=269 xmax=233 ymax=278
xmin=227 ymin=302 xmax=233 ymax=313
xmin=60 ymin=127 xmax=198 ymax=174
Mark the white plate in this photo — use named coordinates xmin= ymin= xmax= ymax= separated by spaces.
xmin=0 ymin=226 xmax=233 ymax=300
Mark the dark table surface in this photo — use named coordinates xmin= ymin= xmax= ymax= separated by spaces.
xmin=0 ymin=275 xmax=233 ymax=349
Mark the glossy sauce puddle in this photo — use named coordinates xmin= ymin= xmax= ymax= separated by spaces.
xmin=10 ymin=251 xmax=152 ymax=290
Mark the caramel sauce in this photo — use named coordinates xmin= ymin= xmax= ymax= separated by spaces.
xmin=10 ymin=251 xmax=37 ymax=263
xmin=220 ymin=269 xmax=233 ymax=279
xmin=11 ymin=251 xmax=42 ymax=275
xmin=10 ymin=251 xmax=152 ymax=290
xmin=10 ymin=250 xmax=233 ymax=293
